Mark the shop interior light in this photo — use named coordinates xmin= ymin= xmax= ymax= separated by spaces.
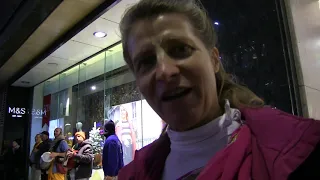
xmin=93 ymin=31 xmax=107 ymax=38
xmin=91 ymin=86 xmax=96 ymax=91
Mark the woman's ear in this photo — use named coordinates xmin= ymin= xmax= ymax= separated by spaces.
xmin=211 ymin=47 xmax=220 ymax=73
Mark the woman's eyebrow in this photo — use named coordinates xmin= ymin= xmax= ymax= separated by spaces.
xmin=159 ymin=35 xmax=196 ymax=47
xmin=132 ymin=45 xmax=154 ymax=62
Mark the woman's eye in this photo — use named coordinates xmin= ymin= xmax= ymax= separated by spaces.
xmin=135 ymin=54 xmax=157 ymax=74
xmin=167 ymin=44 xmax=194 ymax=59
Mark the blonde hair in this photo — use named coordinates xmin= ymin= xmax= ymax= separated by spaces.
xmin=120 ymin=0 xmax=264 ymax=109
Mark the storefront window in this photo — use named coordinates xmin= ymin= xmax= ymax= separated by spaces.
xmin=29 ymin=82 xmax=45 ymax=154
xmin=61 ymin=65 xmax=79 ymax=147
xmin=70 ymin=52 xmax=105 ymax=168
xmin=32 ymin=43 xmax=162 ymax=170
xmin=28 ymin=1 xmax=300 ymax=178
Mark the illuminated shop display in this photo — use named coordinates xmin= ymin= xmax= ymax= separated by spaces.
xmin=31 ymin=44 xmax=163 ymax=171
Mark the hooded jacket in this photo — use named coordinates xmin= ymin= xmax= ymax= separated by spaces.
xmin=103 ymin=120 xmax=124 ymax=177
xmin=103 ymin=134 xmax=124 ymax=177
xmin=118 ymin=107 xmax=320 ymax=180
xmin=72 ymin=139 xmax=94 ymax=179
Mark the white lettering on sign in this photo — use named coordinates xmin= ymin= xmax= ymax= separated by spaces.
xmin=8 ymin=107 xmax=26 ymax=118
xmin=8 ymin=107 xmax=26 ymax=114
xmin=31 ymin=109 xmax=46 ymax=116
xmin=8 ymin=107 xmax=46 ymax=118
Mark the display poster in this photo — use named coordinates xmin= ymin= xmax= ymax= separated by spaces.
xmin=42 ymin=94 xmax=51 ymax=130
xmin=48 ymin=118 xmax=64 ymax=139
xmin=108 ymin=100 xmax=162 ymax=165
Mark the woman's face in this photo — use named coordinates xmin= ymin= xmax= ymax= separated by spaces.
xmin=54 ymin=128 xmax=61 ymax=138
xmin=35 ymin=135 xmax=41 ymax=143
xmin=76 ymin=134 xmax=84 ymax=143
xmin=120 ymin=106 xmax=127 ymax=120
xmin=127 ymin=13 xmax=221 ymax=131
xmin=12 ymin=141 xmax=18 ymax=149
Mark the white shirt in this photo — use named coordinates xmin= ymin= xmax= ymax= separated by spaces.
xmin=162 ymin=101 xmax=241 ymax=180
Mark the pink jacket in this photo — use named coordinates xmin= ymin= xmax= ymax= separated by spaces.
xmin=118 ymin=107 xmax=320 ymax=180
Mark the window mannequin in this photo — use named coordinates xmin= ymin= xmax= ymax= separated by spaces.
xmin=76 ymin=122 xmax=83 ymax=132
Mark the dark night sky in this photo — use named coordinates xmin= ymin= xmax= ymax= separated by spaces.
xmin=200 ymin=0 xmax=292 ymax=112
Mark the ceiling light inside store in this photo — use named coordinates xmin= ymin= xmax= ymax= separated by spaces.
xmin=91 ymin=86 xmax=96 ymax=91
xmin=93 ymin=31 xmax=107 ymax=38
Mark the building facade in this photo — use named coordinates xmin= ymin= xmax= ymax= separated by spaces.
xmin=1 ymin=0 xmax=317 ymax=179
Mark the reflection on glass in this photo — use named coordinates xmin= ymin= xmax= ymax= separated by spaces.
xmin=109 ymin=103 xmax=137 ymax=165
xmin=38 ymin=43 xmax=164 ymax=174
xmin=108 ymin=100 xmax=162 ymax=165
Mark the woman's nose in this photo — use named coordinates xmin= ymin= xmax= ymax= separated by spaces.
xmin=155 ymin=57 xmax=180 ymax=83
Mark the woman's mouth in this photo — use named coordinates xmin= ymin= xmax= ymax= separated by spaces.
xmin=161 ymin=88 xmax=192 ymax=102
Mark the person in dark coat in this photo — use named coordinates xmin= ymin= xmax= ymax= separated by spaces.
xmin=35 ymin=131 xmax=52 ymax=180
xmin=29 ymin=134 xmax=42 ymax=180
xmin=1 ymin=140 xmax=10 ymax=179
xmin=103 ymin=120 xmax=124 ymax=180
xmin=66 ymin=131 xmax=94 ymax=180
xmin=9 ymin=139 xmax=23 ymax=180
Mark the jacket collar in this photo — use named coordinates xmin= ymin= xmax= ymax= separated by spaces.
xmin=131 ymin=107 xmax=320 ymax=180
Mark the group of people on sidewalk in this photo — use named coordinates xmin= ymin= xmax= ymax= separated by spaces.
xmin=29 ymin=120 xmax=124 ymax=180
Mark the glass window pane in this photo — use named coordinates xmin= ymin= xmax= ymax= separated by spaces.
xmin=72 ymin=52 xmax=106 ymax=168
xmin=43 ymin=75 xmax=62 ymax=139
xmin=44 ymin=75 xmax=59 ymax=96
xmin=29 ymin=83 xmax=44 ymax=153
xmin=104 ymin=44 xmax=140 ymax=165
xmin=201 ymin=0 xmax=292 ymax=112
xmin=141 ymin=100 xmax=163 ymax=146
xmin=59 ymin=65 xmax=80 ymax=147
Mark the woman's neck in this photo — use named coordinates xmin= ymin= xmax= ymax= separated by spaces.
xmin=170 ymin=107 xmax=223 ymax=132
xmin=189 ymin=109 xmax=224 ymax=131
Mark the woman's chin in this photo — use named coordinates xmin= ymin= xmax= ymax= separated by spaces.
xmin=166 ymin=116 xmax=199 ymax=132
